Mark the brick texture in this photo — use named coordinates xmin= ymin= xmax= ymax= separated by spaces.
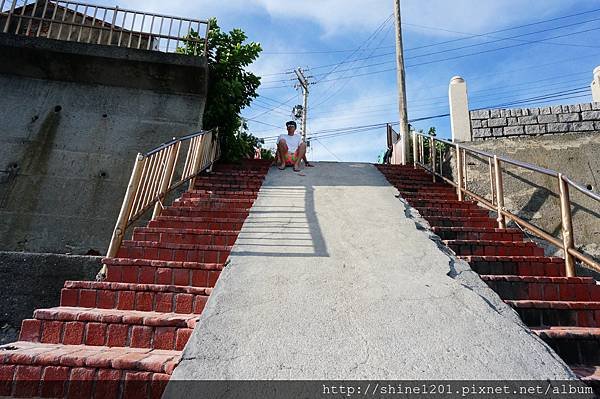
xmin=470 ymin=102 xmax=600 ymax=139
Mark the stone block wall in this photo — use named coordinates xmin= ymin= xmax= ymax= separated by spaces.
xmin=470 ymin=102 xmax=600 ymax=139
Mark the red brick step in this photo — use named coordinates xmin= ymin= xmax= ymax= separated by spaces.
xmin=481 ymin=275 xmax=599 ymax=301
xmin=432 ymin=226 xmax=523 ymax=241
xmin=132 ymin=227 xmax=240 ymax=246
xmin=117 ymin=240 xmax=231 ymax=263
xmin=20 ymin=307 xmax=196 ymax=350
xmin=172 ymin=198 xmax=253 ymax=209
xmin=0 ymin=341 xmax=176 ymax=398
xmin=149 ymin=216 xmax=246 ymax=231
xmin=103 ymin=258 xmax=222 ymax=288
xmin=426 ymin=216 xmax=497 ymax=228
xmin=463 ymin=256 xmax=566 ymax=277
xmin=408 ymin=199 xmax=480 ymax=210
xmin=160 ymin=206 xmax=249 ymax=219
xmin=532 ymin=327 xmax=600 ymax=365
xmin=507 ymin=300 xmax=600 ymax=328
xmin=61 ymin=281 xmax=211 ymax=314
xmin=415 ymin=207 xmax=490 ymax=218
xmin=445 ymin=239 xmax=545 ymax=257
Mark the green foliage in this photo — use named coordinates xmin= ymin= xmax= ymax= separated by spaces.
xmin=412 ymin=127 xmax=449 ymax=164
xmin=260 ymin=148 xmax=275 ymax=161
xmin=177 ymin=18 xmax=263 ymax=162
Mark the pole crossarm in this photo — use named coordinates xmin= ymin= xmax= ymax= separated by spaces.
xmin=294 ymin=67 xmax=310 ymax=142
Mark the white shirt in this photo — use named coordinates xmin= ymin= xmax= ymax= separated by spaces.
xmin=278 ymin=133 xmax=302 ymax=153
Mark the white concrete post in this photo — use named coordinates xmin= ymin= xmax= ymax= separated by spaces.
xmin=449 ymin=76 xmax=472 ymax=142
xmin=592 ymin=66 xmax=600 ymax=103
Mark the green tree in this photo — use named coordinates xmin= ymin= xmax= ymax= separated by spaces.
xmin=177 ymin=18 xmax=264 ymax=161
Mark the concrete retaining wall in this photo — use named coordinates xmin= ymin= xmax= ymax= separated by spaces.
xmin=0 ymin=252 xmax=100 ymax=344
xmin=471 ymin=102 xmax=600 ymax=140
xmin=0 ymin=33 xmax=208 ymax=254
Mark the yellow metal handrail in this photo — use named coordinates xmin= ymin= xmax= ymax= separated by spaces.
xmin=103 ymin=129 xmax=219 ymax=269
xmin=409 ymin=130 xmax=600 ymax=276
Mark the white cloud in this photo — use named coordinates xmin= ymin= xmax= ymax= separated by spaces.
xmin=116 ymin=0 xmax=571 ymax=37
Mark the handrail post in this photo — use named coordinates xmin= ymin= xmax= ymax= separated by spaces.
xmin=106 ymin=153 xmax=145 ymax=258
xmin=152 ymin=141 xmax=180 ymax=219
xmin=3 ymin=0 xmax=18 ymax=33
xmin=430 ymin=135 xmax=436 ymax=182
xmin=189 ymin=134 xmax=207 ymax=190
xmin=412 ymin=131 xmax=417 ymax=169
xmin=488 ymin=157 xmax=495 ymax=206
xmin=204 ymin=21 xmax=210 ymax=56
xmin=420 ymin=135 xmax=424 ymax=165
xmin=493 ymin=155 xmax=506 ymax=229
xmin=463 ymin=149 xmax=468 ymax=193
xmin=207 ymin=129 xmax=218 ymax=173
xmin=558 ymin=173 xmax=576 ymax=277
xmin=456 ymin=144 xmax=463 ymax=201
xmin=108 ymin=5 xmax=118 ymax=44
xmin=98 ymin=153 xmax=145 ymax=280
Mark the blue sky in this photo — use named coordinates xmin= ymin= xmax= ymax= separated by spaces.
xmin=118 ymin=0 xmax=599 ymax=162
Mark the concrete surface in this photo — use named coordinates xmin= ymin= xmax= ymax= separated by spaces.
xmin=447 ymin=133 xmax=599 ymax=263
xmin=449 ymin=76 xmax=472 ymax=142
xmin=167 ymin=162 xmax=575 ymax=388
xmin=0 ymin=33 xmax=208 ymax=254
xmin=0 ymin=251 xmax=100 ymax=344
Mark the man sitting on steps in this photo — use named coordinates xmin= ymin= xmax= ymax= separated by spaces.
xmin=276 ymin=120 xmax=308 ymax=172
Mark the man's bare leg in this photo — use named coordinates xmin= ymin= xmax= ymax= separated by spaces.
xmin=277 ymin=140 xmax=288 ymax=170
xmin=294 ymin=142 xmax=307 ymax=172
xmin=303 ymin=155 xmax=314 ymax=167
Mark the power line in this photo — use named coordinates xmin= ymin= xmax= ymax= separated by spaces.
xmin=314 ymin=138 xmax=343 ymax=161
xmin=305 ymin=26 xmax=600 ymax=86
xmin=259 ymin=88 xmax=593 ymax=144
xmin=312 ymin=21 xmax=395 ymax=107
xmin=402 ymin=7 xmax=600 ymax=51
xmin=296 ymin=16 xmax=600 ymax=79
xmin=307 ymin=73 xmax=589 ymax=116
xmin=405 ymin=26 xmax=600 ymax=69
xmin=243 ymin=118 xmax=282 ymax=129
xmin=315 ymin=14 xmax=394 ymax=85
xmin=259 ymin=7 xmax=600 ymax=57
xmin=246 ymin=94 xmax=297 ymax=120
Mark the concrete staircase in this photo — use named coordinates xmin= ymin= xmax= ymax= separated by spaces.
xmin=0 ymin=160 xmax=271 ymax=398
xmin=377 ymin=164 xmax=600 ymax=388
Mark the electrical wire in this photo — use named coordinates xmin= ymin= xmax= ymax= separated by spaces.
xmin=258 ymin=7 xmax=600 ymax=56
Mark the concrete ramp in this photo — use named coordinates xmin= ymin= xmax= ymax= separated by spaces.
xmin=169 ymin=162 xmax=574 ymax=380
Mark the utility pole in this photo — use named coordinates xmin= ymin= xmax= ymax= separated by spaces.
xmin=294 ymin=67 xmax=310 ymax=142
xmin=393 ymin=0 xmax=409 ymax=165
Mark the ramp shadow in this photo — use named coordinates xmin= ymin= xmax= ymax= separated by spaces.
xmin=231 ymin=163 xmax=389 ymax=258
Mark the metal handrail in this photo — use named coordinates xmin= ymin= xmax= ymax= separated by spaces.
xmin=1 ymin=0 xmax=210 ymax=55
xmin=407 ymin=129 xmax=600 ymax=276
xmin=103 ymin=129 xmax=219 ymax=268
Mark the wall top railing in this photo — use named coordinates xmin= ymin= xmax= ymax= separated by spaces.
xmin=0 ymin=0 xmax=209 ymax=55
xmin=404 ymin=129 xmax=600 ymax=277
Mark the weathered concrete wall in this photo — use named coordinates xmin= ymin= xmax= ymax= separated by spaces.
xmin=0 ymin=251 xmax=100 ymax=344
xmin=455 ymin=133 xmax=599 ymax=260
xmin=471 ymin=102 xmax=600 ymax=139
xmin=0 ymin=33 xmax=208 ymax=254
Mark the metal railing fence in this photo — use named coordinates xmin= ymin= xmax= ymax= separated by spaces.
xmin=104 ymin=129 xmax=219 ymax=263
xmin=407 ymin=130 xmax=600 ymax=276
xmin=1 ymin=0 xmax=209 ymax=54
